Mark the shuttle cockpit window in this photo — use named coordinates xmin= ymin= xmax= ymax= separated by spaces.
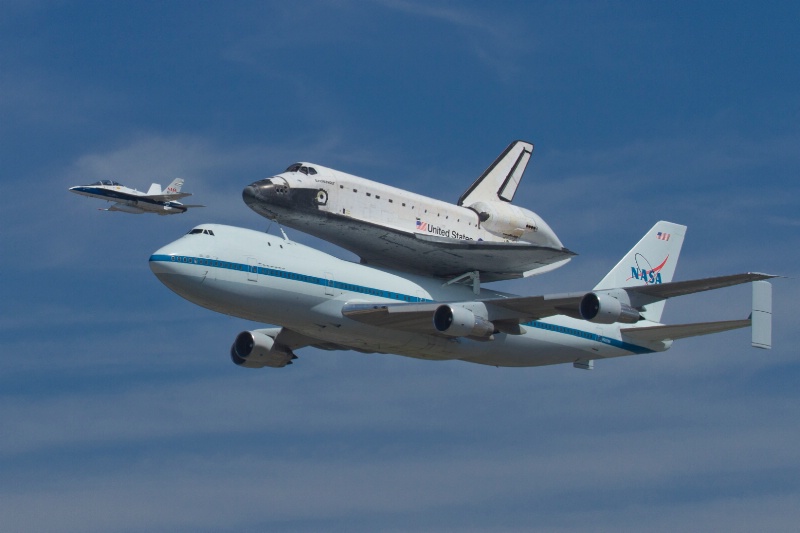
xmin=284 ymin=164 xmax=318 ymax=176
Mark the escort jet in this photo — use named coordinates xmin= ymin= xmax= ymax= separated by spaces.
xmin=243 ymin=141 xmax=574 ymax=285
xmin=150 ymin=220 xmax=774 ymax=370
xmin=69 ymin=178 xmax=204 ymax=215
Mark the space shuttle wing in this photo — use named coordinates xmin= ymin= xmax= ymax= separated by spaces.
xmin=354 ymin=229 xmax=575 ymax=282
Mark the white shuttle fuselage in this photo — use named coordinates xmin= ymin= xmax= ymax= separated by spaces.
xmin=243 ymin=141 xmax=575 ymax=282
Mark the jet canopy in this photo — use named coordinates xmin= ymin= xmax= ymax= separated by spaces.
xmin=91 ymin=180 xmax=123 ymax=186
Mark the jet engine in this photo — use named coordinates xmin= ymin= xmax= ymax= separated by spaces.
xmin=468 ymin=201 xmax=540 ymax=238
xmin=230 ymin=330 xmax=296 ymax=368
xmin=433 ymin=305 xmax=495 ymax=338
xmin=579 ymin=292 xmax=640 ymax=324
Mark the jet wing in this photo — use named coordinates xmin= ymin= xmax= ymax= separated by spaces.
xmin=342 ymin=293 xmax=586 ymax=333
xmin=480 ymin=292 xmax=586 ymax=320
xmin=342 ymin=302 xmax=443 ymax=333
xmin=256 ymin=327 xmax=356 ymax=352
xmin=619 ymin=272 xmax=776 ymax=299
xmin=342 ymin=273 xmax=775 ymax=335
xmin=148 ymin=192 xmax=192 ymax=201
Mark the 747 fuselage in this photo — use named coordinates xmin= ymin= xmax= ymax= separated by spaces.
xmin=149 ymin=222 xmax=773 ymax=370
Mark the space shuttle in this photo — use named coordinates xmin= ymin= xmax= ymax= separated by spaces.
xmin=242 ymin=141 xmax=574 ymax=285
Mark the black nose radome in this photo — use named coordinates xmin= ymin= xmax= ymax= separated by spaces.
xmin=242 ymin=179 xmax=278 ymax=206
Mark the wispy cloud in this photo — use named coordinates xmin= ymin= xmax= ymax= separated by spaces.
xmin=375 ymin=0 xmax=529 ymax=79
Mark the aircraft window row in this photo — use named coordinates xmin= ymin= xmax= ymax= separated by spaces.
xmin=169 ymin=255 xmax=428 ymax=302
xmin=332 ymin=186 xmax=479 ymax=226
xmin=91 ymin=180 xmax=123 ymax=186
xmin=285 ymin=164 xmax=318 ymax=175
xmin=341 ymin=187 xmax=422 ymax=210
xmin=187 ymin=228 xmax=215 ymax=236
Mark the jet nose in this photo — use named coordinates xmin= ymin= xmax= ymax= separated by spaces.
xmin=149 ymin=245 xmax=179 ymax=279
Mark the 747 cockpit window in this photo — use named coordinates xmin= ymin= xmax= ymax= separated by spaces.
xmin=187 ymin=228 xmax=215 ymax=236
xmin=284 ymin=164 xmax=317 ymax=175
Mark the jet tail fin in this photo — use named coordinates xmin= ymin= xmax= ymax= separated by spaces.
xmin=164 ymin=178 xmax=184 ymax=195
xmin=593 ymin=221 xmax=686 ymax=322
xmin=458 ymin=140 xmax=533 ymax=206
xmin=146 ymin=183 xmax=162 ymax=195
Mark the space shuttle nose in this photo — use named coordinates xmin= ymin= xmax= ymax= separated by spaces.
xmin=242 ymin=184 xmax=259 ymax=205
xmin=243 ymin=178 xmax=290 ymax=219
xmin=242 ymin=178 xmax=283 ymax=207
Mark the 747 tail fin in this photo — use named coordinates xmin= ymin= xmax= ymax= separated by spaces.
xmin=594 ymin=221 xmax=687 ymax=322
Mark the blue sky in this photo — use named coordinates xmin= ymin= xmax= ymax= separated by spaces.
xmin=2 ymin=2 xmax=799 ymax=531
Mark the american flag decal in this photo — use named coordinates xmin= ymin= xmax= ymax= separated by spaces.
xmin=656 ymin=232 xmax=670 ymax=241
xmin=416 ymin=218 xmax=428 ymax=231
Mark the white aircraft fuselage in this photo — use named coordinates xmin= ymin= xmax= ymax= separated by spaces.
xmin=69 ymin=179 xmax=201 ymax=215
xmin=242 ymin=142 xmax=575 ymax=282
xmin=150 ymin=224 xmax=667 ymax=368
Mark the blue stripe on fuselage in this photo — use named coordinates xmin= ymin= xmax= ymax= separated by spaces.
xmin=148 ymin=254 xmax=654 ymax=355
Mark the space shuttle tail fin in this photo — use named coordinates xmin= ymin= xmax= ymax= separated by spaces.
xmin=164 ymin=178 xmax=185 ymax=195
xmin=458 ymin=140 xmax=533 ymax=206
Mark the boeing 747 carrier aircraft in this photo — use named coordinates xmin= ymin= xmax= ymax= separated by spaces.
xmin=243 ymin=141 xmax=574 ymax=284
xmin=150 ymin=221 xmax=774 ymax=370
